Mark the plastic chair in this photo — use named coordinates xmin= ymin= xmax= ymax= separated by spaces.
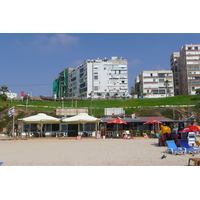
xmin=179 ymin=140 xmax=200 ymax=154
xmin=166 ymin=140 xmax=186 ymax=155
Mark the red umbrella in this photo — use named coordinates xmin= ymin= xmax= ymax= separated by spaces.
xmin=179 ymin=125 xmax=200 ymax=133
xmin=107 ymin=118 xmax=127 ymax=124
xmin=143 ymin=119 xmax=162 ymax=124
xmin=107 ymin=118 xmax=127 ymax=136
xmin=143 ymin=119 xmax=162 ymax=135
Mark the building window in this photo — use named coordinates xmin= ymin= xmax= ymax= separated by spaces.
xmin=159 ymin=89 xmax=165 ymax=94
xmin=159 ymin=79 xmax=165 ymax=83
xmin=158 ymin=73 xmax=165 ymax=78
xmin=94 ymin=86 xmax=99 ymax=91
xmin=152 ymin=90 xmax=158 ymax=94
xmin=94 ymin=76 xmax=98 ymax=80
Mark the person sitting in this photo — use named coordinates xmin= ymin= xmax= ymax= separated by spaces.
xmin=173 ymin=133 xmax=181 ymax=147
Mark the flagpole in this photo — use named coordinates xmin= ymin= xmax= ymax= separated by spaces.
xmin=13 ymin=106 xmax=15 ymax=138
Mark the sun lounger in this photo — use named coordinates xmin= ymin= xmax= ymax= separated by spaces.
xmin=179 ymin=140 xmax=200 ymax=154
xmin=0 ymin=162 xmax=3 ymax=166
xmin=166 ymin=140 xmax=186 ymax=155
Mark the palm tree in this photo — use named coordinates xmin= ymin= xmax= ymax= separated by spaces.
xmin=164 ymin=80 xmax=169 ymax=97
xmin=106 ymin=93 xmax=110 ymax=100
xmin=114 ymin=93 xmax=118 ymax=100
xmin=0 ymin=85 xmax=8 ymax=94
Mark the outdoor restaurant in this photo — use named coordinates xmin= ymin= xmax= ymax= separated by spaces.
xmin=18 ymin=113 xmax=183 ymax=139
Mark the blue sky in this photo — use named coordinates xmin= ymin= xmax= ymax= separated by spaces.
xmin=1 ymin=33 xmax=200 ymax=97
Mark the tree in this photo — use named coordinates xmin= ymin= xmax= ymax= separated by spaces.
xmin=196 ymin=88 xmax=200 ymax=95
xmin=88 ymin=91 xmax=93 ymax=100
xmin=0 ymin=94 xmax=7 ymax=102
xmin=164 ymin=80 xmax=169 ymax=97
xmin=106 ymin=93 xmax=110 ymax=100
xmin=24 ymin=93 xmax=31 ymax=101
xmin=0 ymin=85 xmax=8 ymax=94
xmin=97 ymin=93 xmax=102 ymax=100
xmin=79 ymin=93 xmax=85 ymax=100
xmin=114 ymin=93 xmax=118 ymax=100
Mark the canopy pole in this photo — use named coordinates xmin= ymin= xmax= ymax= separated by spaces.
xmin=13 ymin=114 xmax=15 ymax=138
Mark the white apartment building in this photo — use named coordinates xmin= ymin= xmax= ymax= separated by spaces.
xmin=170 ymin=52 xmax=180 ymax=96
xmin=171 ymin=44 xmax=200 ymax=95
xmin=0 ymin=91 xmax=18 ymax=99
xmin=55 ymin=57 xmax=129 ymax=98
xmin=137 ymin=70 xmax=174 ymax=98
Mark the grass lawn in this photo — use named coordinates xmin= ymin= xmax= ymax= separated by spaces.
xmin=0 ymin=95 xmax=200 ymax=116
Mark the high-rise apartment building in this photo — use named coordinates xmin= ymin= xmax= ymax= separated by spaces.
xmin=53 ymin=57 xmax=128 ymax=98
xmin=170 ymin=52 xmax=180 ymax=96
xmin=53 ymin=68 xmax=74 ymax=98
xmin=170 ymin=44 xmax=200 ymax=95
xmin=136 ymin=70 xmax=174 ymax=98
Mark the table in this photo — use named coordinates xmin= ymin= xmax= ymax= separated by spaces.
xmin=188 ymin=158 xmax=200 ymax=166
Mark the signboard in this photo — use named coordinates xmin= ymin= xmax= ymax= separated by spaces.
xmin=20 ymin=91 xmax=25 ymax=98
xmin=56 ymin=108 xmax=88 ymax=116
xmin=96 ymin=131 xmax=101 ymax=139
xmin=104 ymin=108 xmax=125 ymax=116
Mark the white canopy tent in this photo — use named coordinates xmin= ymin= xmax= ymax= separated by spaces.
xmin=62 ymin=113 xmax=101 ymax=136
xmin=19 ymin=113 xmax=60 ymax=137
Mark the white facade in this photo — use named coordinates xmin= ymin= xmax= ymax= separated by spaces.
xmin=0 ymin=91 xmax=18 ymax=99
xmin=171 ymin=44 xmax=200 ymax=95
xmin=138 ymin=70 xmax=174 ymax=98
xmin=68 ymin=57 xmax=128 ymax=98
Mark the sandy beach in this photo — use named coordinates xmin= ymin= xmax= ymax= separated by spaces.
xmin=0 ymin=137 xmax=199 ymax=166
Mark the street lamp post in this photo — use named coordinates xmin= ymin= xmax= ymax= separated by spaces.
xmin=62 ymin=97 xmax=64 ymax=108
xmin=26 ymin=94 xmax=29 ymax=111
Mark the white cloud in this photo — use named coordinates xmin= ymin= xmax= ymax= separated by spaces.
xmin=32 ymin=33 xmax=79 ymax=52
xmin=129 ymin=59 xmax=142 ymax=67
xmin=71 ymin=59 xmax=84 ymax=67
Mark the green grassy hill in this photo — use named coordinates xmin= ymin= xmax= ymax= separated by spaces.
xmin=1 ymin=95 xmax=200 ymax=133
xmin=1 ymin=95 xmax=200 ymax=116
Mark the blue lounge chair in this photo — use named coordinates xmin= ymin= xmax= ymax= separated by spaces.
xmin=0 ymin=162 xmax=3 ymax=166
xmin=179 ymin=140 xmax=200 ymax=154
xmin=166 ymin=140 xmax=186 ymax=155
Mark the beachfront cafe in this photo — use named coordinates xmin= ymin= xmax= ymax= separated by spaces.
xmin=100 ymin=116 xmax=183 ymax=138
xmin=20 ymin=113 xmax=101 ymax=138
xmin=19 ymin=113 xmax=183 ymax=138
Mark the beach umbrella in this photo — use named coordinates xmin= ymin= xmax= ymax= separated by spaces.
xmin=107 ymin=118 xmax=127 ymax=124
xmin=19 ymin=113 xmax=60 ymax=137
xmin=143 ymin=119 xmax=162 ymax=125
xmin=179 ymin=125 xmax=200 ymax=133
xmin=62 ymin=113 xmax=101 ymax=135
xmin=143 ymin=119 xmax=162 ymax=134
xmin=107 ymin=118 xmax=127 ymax=136
xmin=62 ymin=113 xmax=101 ymax=123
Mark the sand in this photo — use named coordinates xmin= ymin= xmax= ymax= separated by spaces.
xmin=0 ymin=137 xmax=199 ymax=166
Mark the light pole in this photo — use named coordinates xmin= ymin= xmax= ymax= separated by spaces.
xmin=26 ymin=94 xmax=29 ymax=111
xmin=30 ymin=89 xmax=32 ymax=97
xmin=62 ymin=97 xmax=64 ymax=108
